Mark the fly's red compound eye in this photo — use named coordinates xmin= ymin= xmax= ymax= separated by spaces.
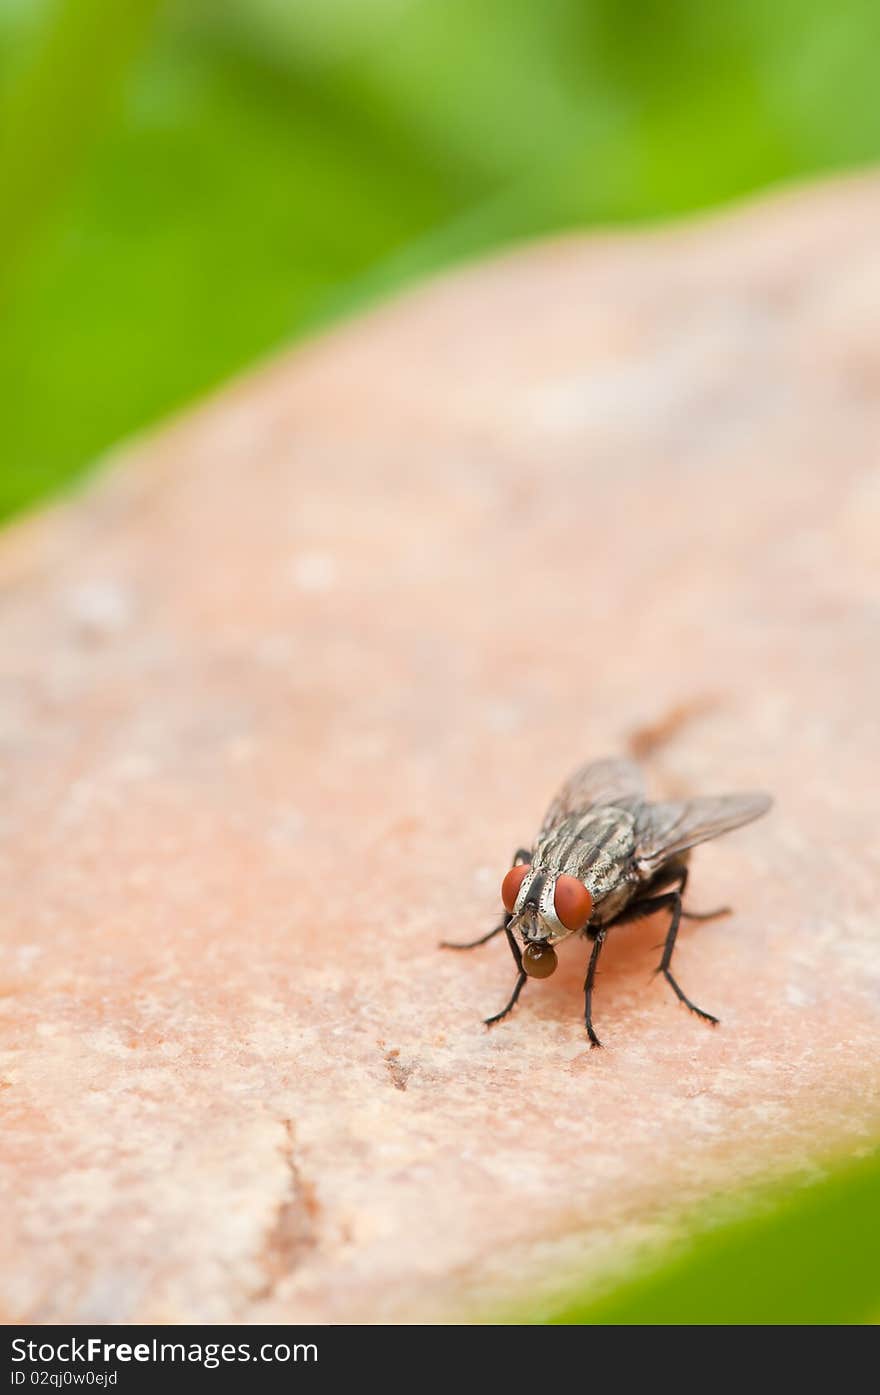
xmin=501 ymin=863 xmax=529 ymax=913
xmin=554 ymin=875 xmax=593 ymax=931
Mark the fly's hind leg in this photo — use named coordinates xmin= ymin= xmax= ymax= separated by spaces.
xmin=656 ymin=892 xmax=719 ymax=1024
xmin=681 ymin=905 xmax=730 ymax=921
xmin=439 ymin=847 xmax=531 ymax=950
xmin=610 ymin=891 xmax=719 ymax=1025
xmin=484 ymin=924 xmax=527 ymax=1027
xmin=674 ymin=866 xmax=731 ymax=922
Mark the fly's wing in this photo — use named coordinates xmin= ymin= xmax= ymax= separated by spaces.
xmin=540 ymin=757 xmax=645 ymax=836
xmin=634 ymin=792 xmax=772 ymax=876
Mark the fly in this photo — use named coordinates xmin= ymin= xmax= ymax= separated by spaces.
xmin=442 ymin=756 xmax=772 ymax=1046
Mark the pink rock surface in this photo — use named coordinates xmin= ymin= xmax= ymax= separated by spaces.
xmin=2 ymin=176 xmax=880 ymax=1324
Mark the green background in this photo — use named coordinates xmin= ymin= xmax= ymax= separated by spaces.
xmin=2 ymin=0 xmax=880 ymax=520
xmin=544 ymin=1149 xmax=880 ymax=1324
xmin=1 ymin=0 xmax=878 ymax=1322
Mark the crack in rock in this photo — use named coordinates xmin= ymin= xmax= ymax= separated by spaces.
xmin=384 ymin=1048 xmax=415 ymax=1091
xmin=254 ymin=1120 xmax=319 ymax=1301
xmin=627 ymin=695 xmax=720 ymax=761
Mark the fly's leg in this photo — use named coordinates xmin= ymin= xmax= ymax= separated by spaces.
xmin=440 ymin=847 xmax=531 ymax=950
xmin=484 ymin=971 xmax=527 ymax=1027
xmin=642 ymin=865 xmax=730 ymax=922
xmin=440 ymin=919 xmax=507 ymax=950
xmin=681 ymin=905 xmax=730 ymax=921
xmin=609 ymin=891 xmax=719 ymax=1025
xmin=484 ymin=924 xmax=527 ymax=1027
xmin=583 ymin=929 xmax=607 ymax=1048
xmin=657 ymin=892 xmax=719 ymax=1023
xmin=675 ymin=866 xmax=731 ymax=923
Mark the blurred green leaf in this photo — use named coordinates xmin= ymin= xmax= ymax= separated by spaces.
xmin=2 ymin=0 xmax=880 ymax=521
xmin=0 ymin=12 xmax=472 ymax=517
xmin=546 ymin=1149 xmax=880 ymax=1325
xmin=0 ymin=0 xmax=164 ymax=297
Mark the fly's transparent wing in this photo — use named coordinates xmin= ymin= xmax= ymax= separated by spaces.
xmin=540 ymin=757 xmax=645 ymax=836
xmin=635 ymin=792 xmax=772 ymax=875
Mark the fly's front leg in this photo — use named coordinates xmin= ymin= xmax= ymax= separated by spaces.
xmin=610 ymin=891 xmax=719 ymax=1025
xmin=440 ymin=847 xmax=531 ymax=951
xmin=484 ymin=924 xmax=527 ymax=1027
xmin=440 ymin=918 xmax=508 ymax=950
xmin=583 ymin=929 xmax=607 ymax=1048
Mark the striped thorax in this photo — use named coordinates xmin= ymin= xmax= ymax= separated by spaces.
xmin=512 ymin=806 xmax=637 ymax=944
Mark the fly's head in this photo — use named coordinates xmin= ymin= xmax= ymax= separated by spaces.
xmin=501 ymin=863 xmax=593 ymax=979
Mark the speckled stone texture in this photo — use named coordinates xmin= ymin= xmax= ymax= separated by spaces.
xmin=2 ymin=176 xmax=879 ymax=1324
